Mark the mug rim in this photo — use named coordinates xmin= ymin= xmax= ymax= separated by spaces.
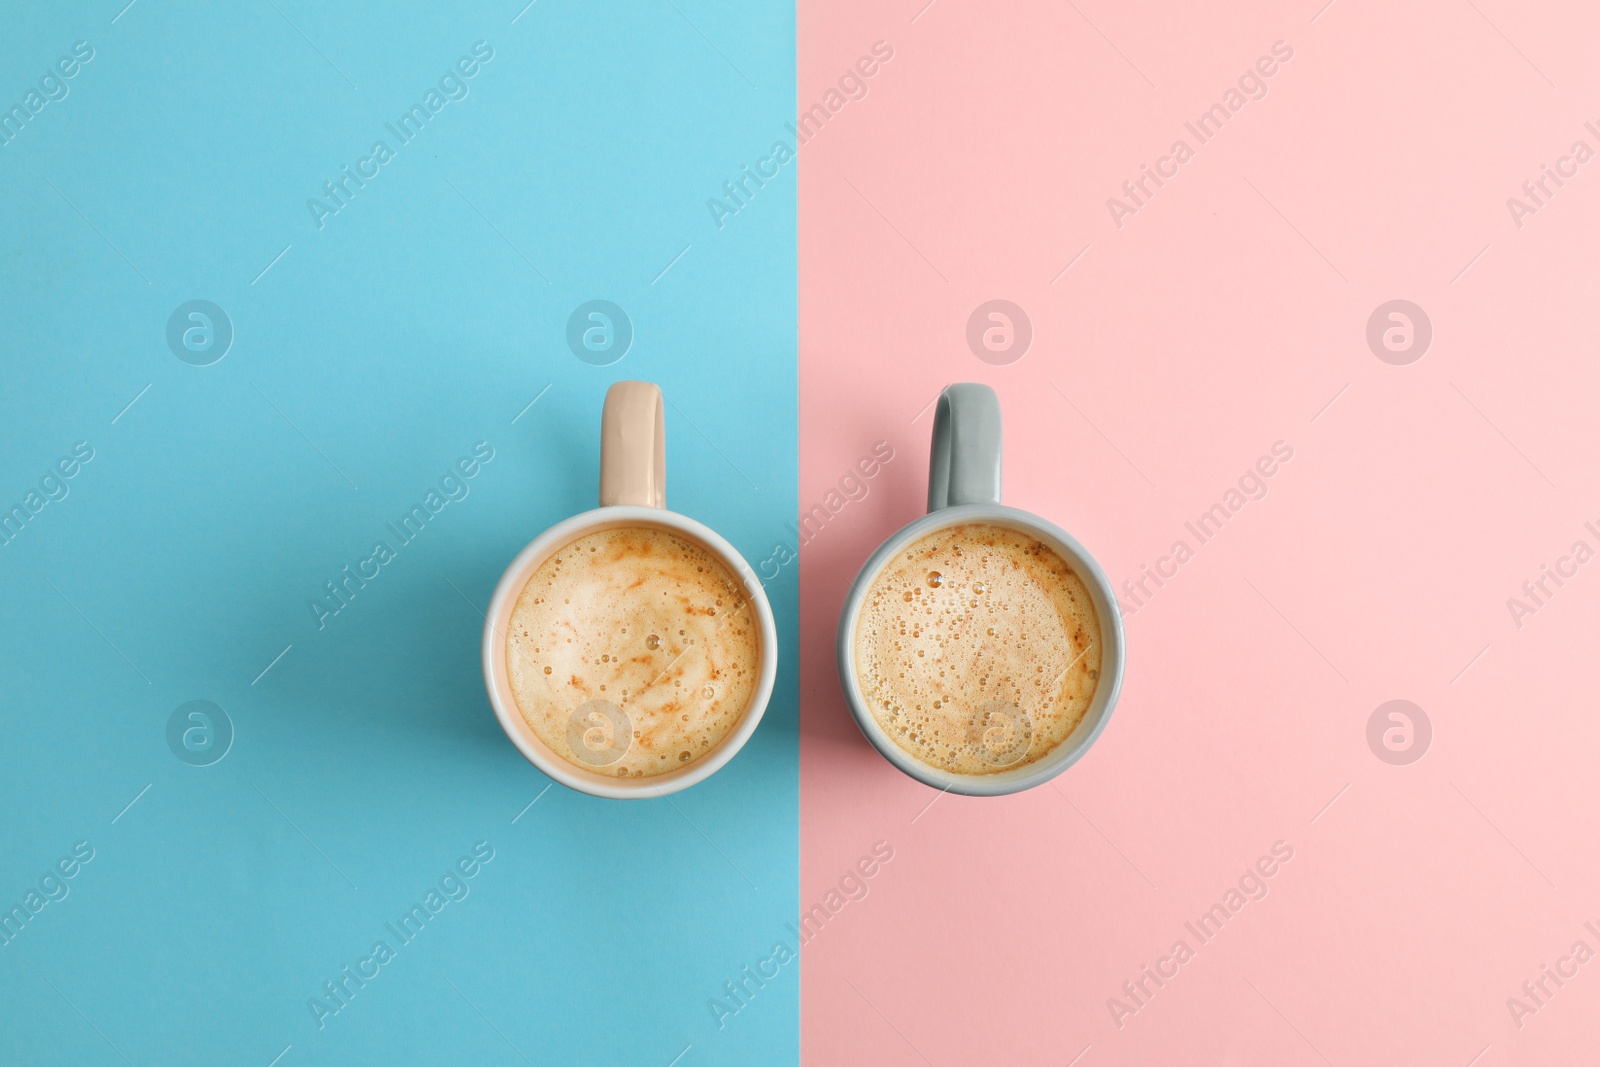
xmin=835 ymin=504 xmax=1125 ymax=797
xmin=482 ymin=505 xmax=778 ymax=800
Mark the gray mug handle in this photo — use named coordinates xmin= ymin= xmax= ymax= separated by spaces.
xmin=928 ymin=383 xmax=1002 ymax=510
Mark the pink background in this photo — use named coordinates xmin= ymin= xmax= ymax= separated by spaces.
xmin=798 ymin=1 xmax=1600 ymax=1064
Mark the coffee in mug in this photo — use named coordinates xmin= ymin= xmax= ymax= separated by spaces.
xmin=505 ymin=525 xmax=761 ymax=778
xmin=853 ymin=522 xmax=1102 ymax=774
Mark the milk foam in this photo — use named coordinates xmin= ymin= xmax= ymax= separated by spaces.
xmin=506 ymin=526 xmax=760 ymax=778
xmin=854 ymin=523 xmax=1101 ymax=775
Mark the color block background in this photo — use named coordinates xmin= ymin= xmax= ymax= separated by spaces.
xmin=0 ymin=2 xmax=795 ymax=1065
xmin=8 ymin=0 xmax=1600 ymax=1063
xmin=798 ymin=2 xmax=1600 ymax=1065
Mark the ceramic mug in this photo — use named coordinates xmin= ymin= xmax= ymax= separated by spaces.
xmin=835 ymin=383 xmax=1125 ymax=796
xmin=482 ymin=381 xmax=777 ymax=799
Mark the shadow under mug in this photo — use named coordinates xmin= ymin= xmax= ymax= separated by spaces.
xmin=835 ymin=383 xmax=1126 ymax=796
xmin=481 ymin=381 xmax=778 ymax=799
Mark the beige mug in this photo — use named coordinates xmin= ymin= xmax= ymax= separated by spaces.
xmin=481 ymin=381 xmax=778 ymax=798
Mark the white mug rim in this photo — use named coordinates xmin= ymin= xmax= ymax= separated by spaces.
xmin=482 ymin=505 xmax=778 ymax=800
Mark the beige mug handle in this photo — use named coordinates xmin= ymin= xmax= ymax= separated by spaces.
xmin=599 ymin=381 xmax=665 ymax=508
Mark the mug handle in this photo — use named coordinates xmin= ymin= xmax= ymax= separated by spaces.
xmin=600 ymin=380 xmax=665 ymax=508
xmin=927 ymin=383 xmax=1001 ymax=511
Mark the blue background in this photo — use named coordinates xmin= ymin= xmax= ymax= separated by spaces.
xmin=0 ymin=1 xmax=796 ymax=1063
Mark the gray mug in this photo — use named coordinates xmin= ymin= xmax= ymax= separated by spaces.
xmin=835 ymin=383 xmax=1126 ymax=796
